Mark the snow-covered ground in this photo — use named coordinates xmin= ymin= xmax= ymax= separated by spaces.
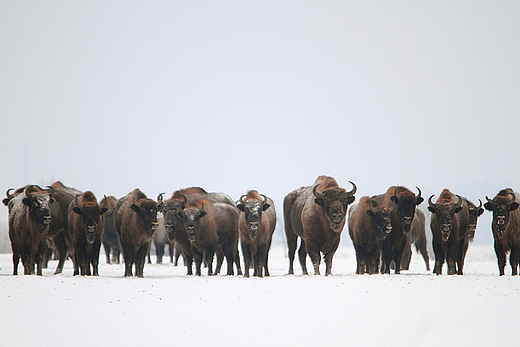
xmin=1 ymin=244 xmax=518 ymax=347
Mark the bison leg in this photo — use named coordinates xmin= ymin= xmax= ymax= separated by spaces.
xmin=103 ymin=239 xmax=111 ymax=264
xmin=457 ymin=240 xmax=468 ymax=275
xmin=414 ymin=233 xmax=430 ymax=271
xmin=241 ymin=243 xmax=252 ymax=278
xmin=192 ymin=249 xmax=203 ymax=276
xmin=305 ymin=243 xmax=321 ymax=276
xmin=298 ymin=240 xmax=309 ymax=275
xmin=254 ymin=244 xmax=268 ymax=278
xmin=91 ymin=243 xmax=101 ymax=276
xmin=121 ymin=240 xmax=134 ymax=277
xmin=400 ymin=245 xmax=412 ymax=271
xmin=135 ymin=244 xmax=149 ymax=278
xmin=53 ymin=232 xmax=68 ymax=275
xmin=510 ymin=248 xmax=519 ymax=276
xmin=494 ymin=241 xmax=506 ymax=276
xmin=206 ymin=248 xmax=216 ymax=276
xmin=214 ymin=248 xmax=224 ymax=275
xmin=285 ymin=231 xmax=298 ymax=275
xmin=12 ymin=252 xmax=20 ymax=275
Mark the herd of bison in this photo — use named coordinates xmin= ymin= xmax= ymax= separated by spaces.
xmin=3 ymin=175 xmax=520 ymax=278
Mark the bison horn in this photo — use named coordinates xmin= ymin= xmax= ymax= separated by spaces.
xmin=178 ymin=193 xmax=187 ymax=207
xmin=5 ymin=188 xmax=14 ymax=199
xmin=477 ymin=199 xmax=483 ymax=210
xmin=157 ymin=192 xmax=165 ymax=204
xmin=428 ymin=195 xmax=435 ymax=208
xmin=454 ymin=195 xmax=463 ymax=208
xmin=312 ymin=185 xmax=324 ymax=199
xmin=200 ymin=201 xmax=205 ymax=211
xmin=508 ymin=192 xmax=516 ymax=202
xmin=415 ymin=187 xmax=422 ymax=199
xmin=239 ymin=194 xmax=247 ymax=206
xmin=260 ymin=194 xmax=268 ymax=205
xmin=347 ymin=181 xmax=357 ymax=197
xmin=486 ymin=196 xmax=493 ymax=204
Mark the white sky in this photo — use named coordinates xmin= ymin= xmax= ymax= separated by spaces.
xmin=1 ymin=2 xmax=519 ymax=244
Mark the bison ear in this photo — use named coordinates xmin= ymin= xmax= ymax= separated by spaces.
xmin=346 ymin=196 xmax=355 ymax=205
xmin=262 ymin=203 xmax=270 ymax=211
xmin=100 ymin=207 xmax=108 ymax=215
xmin=416 ymin=197 xmax=424 ymax=205
xmin=510 ymin=202 xmax=519 ymax=211
xmin=484 ymin=202 xmax=493 ymax=211
xmin=236 ymin=204 xmax=245 ymax=212
xmin=131 ymin=204 xmax=140 ymax=212
xmin=199 ymin=210 xmax=207 ymax=218
xmin=314 ymin=198 xmax=324 ymax=207
xmin=73 ymin=206 xmax=82 ymax=215
xmin=478 ymin=208 xmax=485 ymax=216
xmin=2 ymin=198 xmax=10 ymax=206
xmin=454 ymin=206 xmax=463 ymax=213
xmin=390 ymin=196 xmax=399 ymax=205
xmin=428 ymin=206 xmax=436 ymax=214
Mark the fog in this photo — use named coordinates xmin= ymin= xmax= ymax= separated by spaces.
xmin=1 ymin=2 xmax=519 ymax=245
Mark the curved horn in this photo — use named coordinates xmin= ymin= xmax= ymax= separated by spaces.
xmin=415 ymin=186 xmax=422 ymax=199
xmin=239 ymin=194 xmax=247 ymax=205
xmin=508 ymin=192 xmax=516 ymax=202
xmin=312 ymin=185 xmax=324 ymax=199
xmin=477 ymin=199 xmax=483 ymax=210
xmin=200 ymin=201 xmax=205 ymax=212
xmin=346 ymin=181 xmax=357 ymax=197
xmin=178 ymin=193 xmax=187 ymax=207
xmin=157 ymin=192 xmax=165 ymax=204
xmin=454 ymin=195 xmax=463 ymax=208
xmin=486 ymin=196 xmax=493 ymax=204
xmin=5 ymin=188 xmax=14 ymax=199
xmin=260 ymin=194 xmax=268 ymax=205
xmin=428 ymin=194 xmax=435 ymax=208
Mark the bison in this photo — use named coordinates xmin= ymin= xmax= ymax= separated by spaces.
xmin=7 ymin=185 xmax=54 ymax=275
xmin=427 ymin=189 xmax=465 ymax=275
xmin=284 ymin=175 xmax=356 ymax=276
xmin=46 ymin=181 xmax=82 ymax=274
xmin=68 ymin=191 xmax=108 ymax=276
xmin=348 ymin=196 xmax=392 ymax=274
xmin=161 ymin=187 xmax=241 ymax=275
xmin=236 ymin=190 xmax=277 ymax=277
xmin=401 ymin=209 xmax=430 ymax=271
xmin=115 ymin=189 xmax=161 ymax=277
xmin=100 ymin=195 xmax=121 ymax=264
xmin=372 ymin=186 xmax=423 ymax=274
xmin=176 ymin=199 xmax=239 ymax=276
xmin=484 ymin=189 xmax=520 ymax=276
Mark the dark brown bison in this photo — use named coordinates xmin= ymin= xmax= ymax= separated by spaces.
xmin=7 ymin=185 xmax=54 ymax=275
xmin=372 ymin=186 xmax=423 ymax=274
xmin=100 ymin=195 xmax=121 ymax=264
xmin=348 ymin=196 xmax=392 ymax=274
xmin=236 ymin=190 xmax=277 ymax=277
xmin=484 ymin=189 xmax=520 ymax=276
xmin=148 ymin=213 xmax=175 ymax=264
xmin=466 ymin=199 xmax=484 ymax=241
xmin=46 ymin=181 xmax=82 ymax=274
xmin=176 ymin=199 xmax=239 ymax=276
xmin=115 ymin=189 xmax=161 ymax=277
xmin=161 ymin=187 xmax=241 ymax=275
xmin=284 ymin=176 xmax=356 ymax=276
xmin=427 ymin=189 xmax=465 ymax=275
xmin=401 ymin=209 xmax=430 ymax=271
xmin=68 ymin=191 xmax=108 ymax=276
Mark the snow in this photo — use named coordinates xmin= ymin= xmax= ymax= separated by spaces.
xmin=1 ymin=244 xmax=519 ymax=346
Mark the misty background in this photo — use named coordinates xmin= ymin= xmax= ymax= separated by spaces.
xmin=1 ymin=2 xmax=519 ymax=251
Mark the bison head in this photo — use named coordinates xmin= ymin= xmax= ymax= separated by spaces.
xmin=467 ymin=199 xmax=484 ymax=239
xmin=177 ymin=202 xmax=207 ymax=243
xmin=73 ymin=193 xmax=108 ymax=244
xmin=484 ymin=192 xmax=519 ymax=239
xmin=366 ymin=199 xmax=392 ymax=239
xmin=428 ymin=194 xmax=463 ymax=242
xmin=390 ymin=187 xmax=423 ymax=235
xmin=22 ymin=185 xmax=54 ymax=227
xmin=131 ymin=199 xmax=159 ymax=236
xmin=237 ymin=193 xmax=270 ymax=237
xmin=161 ymin=194 xmax=187 ymax=242
xmin=313 ymin=181 xmax=356 ymax=232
